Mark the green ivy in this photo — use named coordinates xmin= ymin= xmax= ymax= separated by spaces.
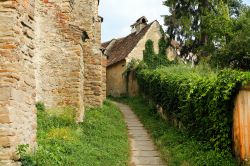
xmin=137 ymin=66 xmax=250 ymax=154
xmin=143 ymin=31 xmax=176 ymax=69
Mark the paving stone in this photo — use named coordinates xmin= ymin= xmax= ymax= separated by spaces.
xmin=128 ymin=129 xmax=148 ymax=135
xmin=127 ymin=123 xmax=144 ymax=127
xmin=128 ymin=126 xmax=145 ymax=130
xmin=131 ymin=140 xmax=155 ymax=147
xmin=133 ymin=150 xmax=160 ymax=157
xmin=132 ymin=156 xmax=164 ymax=165
xmin=132 ymin=144 xmax=155 ymax=151
xmin=133 ymin=136 xmax=151 ymax=141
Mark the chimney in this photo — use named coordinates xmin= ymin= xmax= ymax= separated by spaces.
xmin=131 ymin=16 xmax=148 ymax=34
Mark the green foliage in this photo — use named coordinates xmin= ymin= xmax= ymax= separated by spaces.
xmin=35 ymin=102 xmax=45 ymax=112
xmin=143 ymin=39 xmax=156 ymax=65
xmin=115 ymin=96 xmax=237 ymax=166
xmin=164 ymin=0 xmax=236 ymax=56
xmin=136 ymin=65 xmax=250 ymax=154
xmin=158 ymin=27 xmax=169 ymax=57
xmin=210 ymin=8 xmax=250 ymax=70
xmin=21 ymin=101 xmax=129 ymax=166
xmin=228 ymin=0 xmax=244 ymax=17
xmin=143 ymin=39 xmax=175 ymax=69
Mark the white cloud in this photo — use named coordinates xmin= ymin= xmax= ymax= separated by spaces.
xmin=99 ymin=0 xmax=169 ymax=42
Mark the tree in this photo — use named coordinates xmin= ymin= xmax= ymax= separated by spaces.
xmin=158 ymin=27 xmax=169 ymax=57
xmin=210 ymin=8 xmax=250 ymax=70
xmin=163 ymin=0 xmax=233 ymax=57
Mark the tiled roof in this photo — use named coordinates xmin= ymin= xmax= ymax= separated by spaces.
xmin=102 ymin=22 xmax=154 ymax=67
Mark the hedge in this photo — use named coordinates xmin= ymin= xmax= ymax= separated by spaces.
xmin=137 ymin=66 xmax=250 ymax=154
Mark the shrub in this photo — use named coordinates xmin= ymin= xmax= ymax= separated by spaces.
xmin=137 ymin=66 xmax=250 ymax=154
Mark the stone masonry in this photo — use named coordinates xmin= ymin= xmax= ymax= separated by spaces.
xmin=0 ymin=0 xmax=105 ymax=165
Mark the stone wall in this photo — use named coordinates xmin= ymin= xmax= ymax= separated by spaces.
xmin=0 ymin=0 xmax=104 ymax=164
xmin=35 ymin=0 xmax=86 ymax=121
xmin=0 ymin=1 xmax=36 ymax=165
xmin=35 ymin=0 xmax=104 ymax=117
xmin=80 ymin=0 xmax=104 ymax=107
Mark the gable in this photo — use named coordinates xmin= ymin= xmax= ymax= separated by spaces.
xmin=102 ymin=22 xmax=154 ymax=67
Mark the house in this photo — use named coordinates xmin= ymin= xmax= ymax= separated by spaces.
xmin=102 ymin=16 xmax=179 ymax=97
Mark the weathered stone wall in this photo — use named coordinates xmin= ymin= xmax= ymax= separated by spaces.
xmin=0 ymin=0 xmax=104 ymax=164
xmin=35 ymin=0 xmax=104 ymax=116
xmin=0 ymin=1 xmax=36 ymax=165
xmin=35 ymin=0 xmax=86 ymax=121
xmin=82 ymin=0 xmax=104 ymax=107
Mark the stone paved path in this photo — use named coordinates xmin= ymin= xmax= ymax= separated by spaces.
xmin=113 ymin=102 xmax=165 ymax=166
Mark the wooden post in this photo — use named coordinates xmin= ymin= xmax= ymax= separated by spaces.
xmin=233 ymin=85 xmax=250 ymax=164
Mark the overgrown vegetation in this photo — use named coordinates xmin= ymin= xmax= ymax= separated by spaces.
xmin=19 ymin=101 xmax=129 ymax=166
xmin=136 ymin=65 xmax=250 ymax=154
xmin=114 ymin=96 xmax=237 ymax=166
xmin=143 ymin=39 xmax=175 ymax=68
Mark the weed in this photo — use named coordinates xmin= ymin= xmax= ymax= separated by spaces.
xmin=35 ymin=102 xmax=45 ymax=112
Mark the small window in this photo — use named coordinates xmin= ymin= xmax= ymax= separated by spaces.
xmin=82 ymin=31 xmax=89 ymax=42
xmin=142 ymin=18 xmax=147 ymax=23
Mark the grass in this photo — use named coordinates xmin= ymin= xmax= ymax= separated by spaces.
xmin=113 ymin=96 xmax=237 ymax=166
xmin=20 ymin=100 xmax=129 ymax=166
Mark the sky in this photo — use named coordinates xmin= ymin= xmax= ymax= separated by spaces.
xmin=99 ymin=0 xmax=250 ymax=42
